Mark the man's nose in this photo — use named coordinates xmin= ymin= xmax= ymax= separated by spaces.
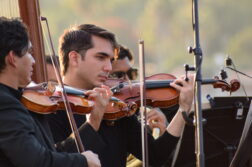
xmin=29 ymin=54 xmax=35 ymax=64
xmin=103 ymin=60 xmax=112 ymax=72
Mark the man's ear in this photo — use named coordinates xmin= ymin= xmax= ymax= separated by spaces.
xmin=6 ymin=51 xmax=17 ymax=67
xmin=68 ymin=51 xmax=80 ymax=67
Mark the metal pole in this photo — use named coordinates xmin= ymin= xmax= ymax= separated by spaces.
xmin=190 ymin=0 xmax=205 ymax=166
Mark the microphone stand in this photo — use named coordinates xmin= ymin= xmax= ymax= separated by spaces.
xmin=187 ymin=0 xmax=205 ymax=166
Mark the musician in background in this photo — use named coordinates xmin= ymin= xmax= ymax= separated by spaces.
xmin=45 ymin=55 xmax=59 ymax=82
xmin=109 ymin=45 xmax=167 ymax=136
xmin=111 ymin=45 xmax=172 ymax=167
xmin=0 ymin=17 xmax=100 ymax=167
xmin=109 ymin=44 xmax=138 ymax=80
xmin=48 ymin=23 xmax=195 ymax=167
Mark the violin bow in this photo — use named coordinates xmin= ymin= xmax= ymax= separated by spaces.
xmin=41 ymin=17 xmax=85 ymax=153
xmin=138 ymin=40 xmax=149 ymax=167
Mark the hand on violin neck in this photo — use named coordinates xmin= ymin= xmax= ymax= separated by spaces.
xmin=85 ymin=85 xmax=112 ymax=131
xmin=170 ymin=74 xmax=195 ymax=113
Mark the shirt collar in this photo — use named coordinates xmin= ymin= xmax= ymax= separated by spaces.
xmin=0 ymin=83 xmax=23 ymax=99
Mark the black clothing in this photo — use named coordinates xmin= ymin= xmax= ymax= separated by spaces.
xmin=49 ymin=110 xmax=179 ymax=167
xmin=0 ymin=83 xmax=87 ymax=167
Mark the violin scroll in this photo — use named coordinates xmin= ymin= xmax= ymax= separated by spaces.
xmin=210 ymin=76 xmax=240 ymax=93
xmin=230 ymin=79 xmax=240 ymax=92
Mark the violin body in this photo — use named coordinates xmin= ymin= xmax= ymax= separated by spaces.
xmin=22 ymin=73 xmax=240 ymax=120
xmin=21 ymin=86 xmax=93 ymax=114
xmin=106 ymin=73 xmax=241 ymax=109
xmin=21 ymin=82 xmax=137 ymax=121
xmin=107 ymin=73 xmax=180 ymax=108
xmin=103 ymin=101 xmax=137 ymax=120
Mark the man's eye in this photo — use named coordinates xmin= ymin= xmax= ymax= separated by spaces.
xmin=28 ymin=48 xmax=34 ymax=55
xmin=109 ymin=72 xmax=126 ymax=79
xmin=97 ymin=55 xmax=106 ymax=60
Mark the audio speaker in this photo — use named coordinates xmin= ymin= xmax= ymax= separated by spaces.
xmin=172 ymin=96 xmax=250 ymax=167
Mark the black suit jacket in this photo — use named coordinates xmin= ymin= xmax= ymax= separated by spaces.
xmin=0 ymin=83 xmax=87 ymax=167
xmin=49 ymin=109 xmax=179 ymax=167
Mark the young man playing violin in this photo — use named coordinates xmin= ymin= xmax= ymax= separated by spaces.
xmin=0 ymin=17 xmax=101 ymax=167
xmin=48 ymin=24 xmax=195 ymax=167
xmin=109 ymin=44 xmax=168 ymax=136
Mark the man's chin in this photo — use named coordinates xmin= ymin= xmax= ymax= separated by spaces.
xmin=95 ymin=81 xmax=105 ymax=87
xmin=19 ymin=82 xmax=30 ymax=88
xmin=19 ymin=79 xmax=32 ymax=88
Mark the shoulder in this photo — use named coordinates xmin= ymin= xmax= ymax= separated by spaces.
xmin=0 ymin=89 xmax=34 ymax=126
xmin=0 ymin=91 xmax=23 ymax=110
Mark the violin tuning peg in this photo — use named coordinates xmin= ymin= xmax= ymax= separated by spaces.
xmin=220 ymin=69 xmax=228 ymax=80
xmin=188 ymin=46 xmax=194 ymax=54
xmin=184 ymin=64 xmax=195 ymax=81
xmin=225 ymin=56 xmax=233 ymax=67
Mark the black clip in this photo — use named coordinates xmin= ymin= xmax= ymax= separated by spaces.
xmin=184 ymin=64 xmax=195 ymax=81
xmin=181 ymin=111 xmax=207 ymax=126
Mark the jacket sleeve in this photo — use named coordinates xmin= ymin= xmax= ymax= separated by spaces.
xmin=0 ymin=98 xmax=87 ymax=167
xmin=48 ymin=111 xmax=106 ymax=154
xmin=56 ymin=122 xmax=107 ymax=154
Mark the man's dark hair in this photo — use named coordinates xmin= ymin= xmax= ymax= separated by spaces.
xmin=0 ymin=17 xmax=29 ymax=73
xmin=45 ymin=55 xmax=59 ymax=67
xmin=58 ymin=24 xmax=118 ymax=75
xmin=118 ymin=45 xmax=133 ymax=61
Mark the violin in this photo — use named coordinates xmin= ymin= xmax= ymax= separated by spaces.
xmin=105 ymin=73 xmax=240 ymax=108
xmin=21 ymin=82 xmax=137 ymax=121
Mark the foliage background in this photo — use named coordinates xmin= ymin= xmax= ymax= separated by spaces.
xmin=40 ymin=0 xmax=252 ymax=99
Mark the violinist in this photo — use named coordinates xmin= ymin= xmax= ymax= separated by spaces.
xmin=48 ymin=23 xmax=195 ymax=167
xmin=109 ymin=45 xmax=168 ymax=136
xmin=109 ymin=44 xmax=138 ymax=80
xmin=0 ymin=17 xmax=100 ymax=167
xmin=112 ymin=45 xmax=169 ymax=167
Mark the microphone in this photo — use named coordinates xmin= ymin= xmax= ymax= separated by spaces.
xmin=225 ymin=56 xmax=232 ymax=67
xmin=225 ymin=56 xmax=252 ymax=79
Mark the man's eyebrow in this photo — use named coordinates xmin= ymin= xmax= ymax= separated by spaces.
xmin=97 ymin=52 xmax=110 ymax=57
xmin=97 ymin=52 xmax=115 ymax=61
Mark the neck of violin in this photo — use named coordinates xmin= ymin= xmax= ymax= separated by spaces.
xmin=63 ymin=85 xmax=88 ymax=97
xmin=146 ymin=78 xmax=218 ymax=88
xmin=145 ymin=80 xmax=174 ymax=89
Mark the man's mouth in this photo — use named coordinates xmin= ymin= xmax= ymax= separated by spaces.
xmin=98 ymin=75 xmax=108 ymax=81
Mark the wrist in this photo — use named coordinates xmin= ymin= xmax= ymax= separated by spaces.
xmin=178 ymin=106 xmax=191 ymax=114
xmin=87 ymin=119 xmax=101 ymax=131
